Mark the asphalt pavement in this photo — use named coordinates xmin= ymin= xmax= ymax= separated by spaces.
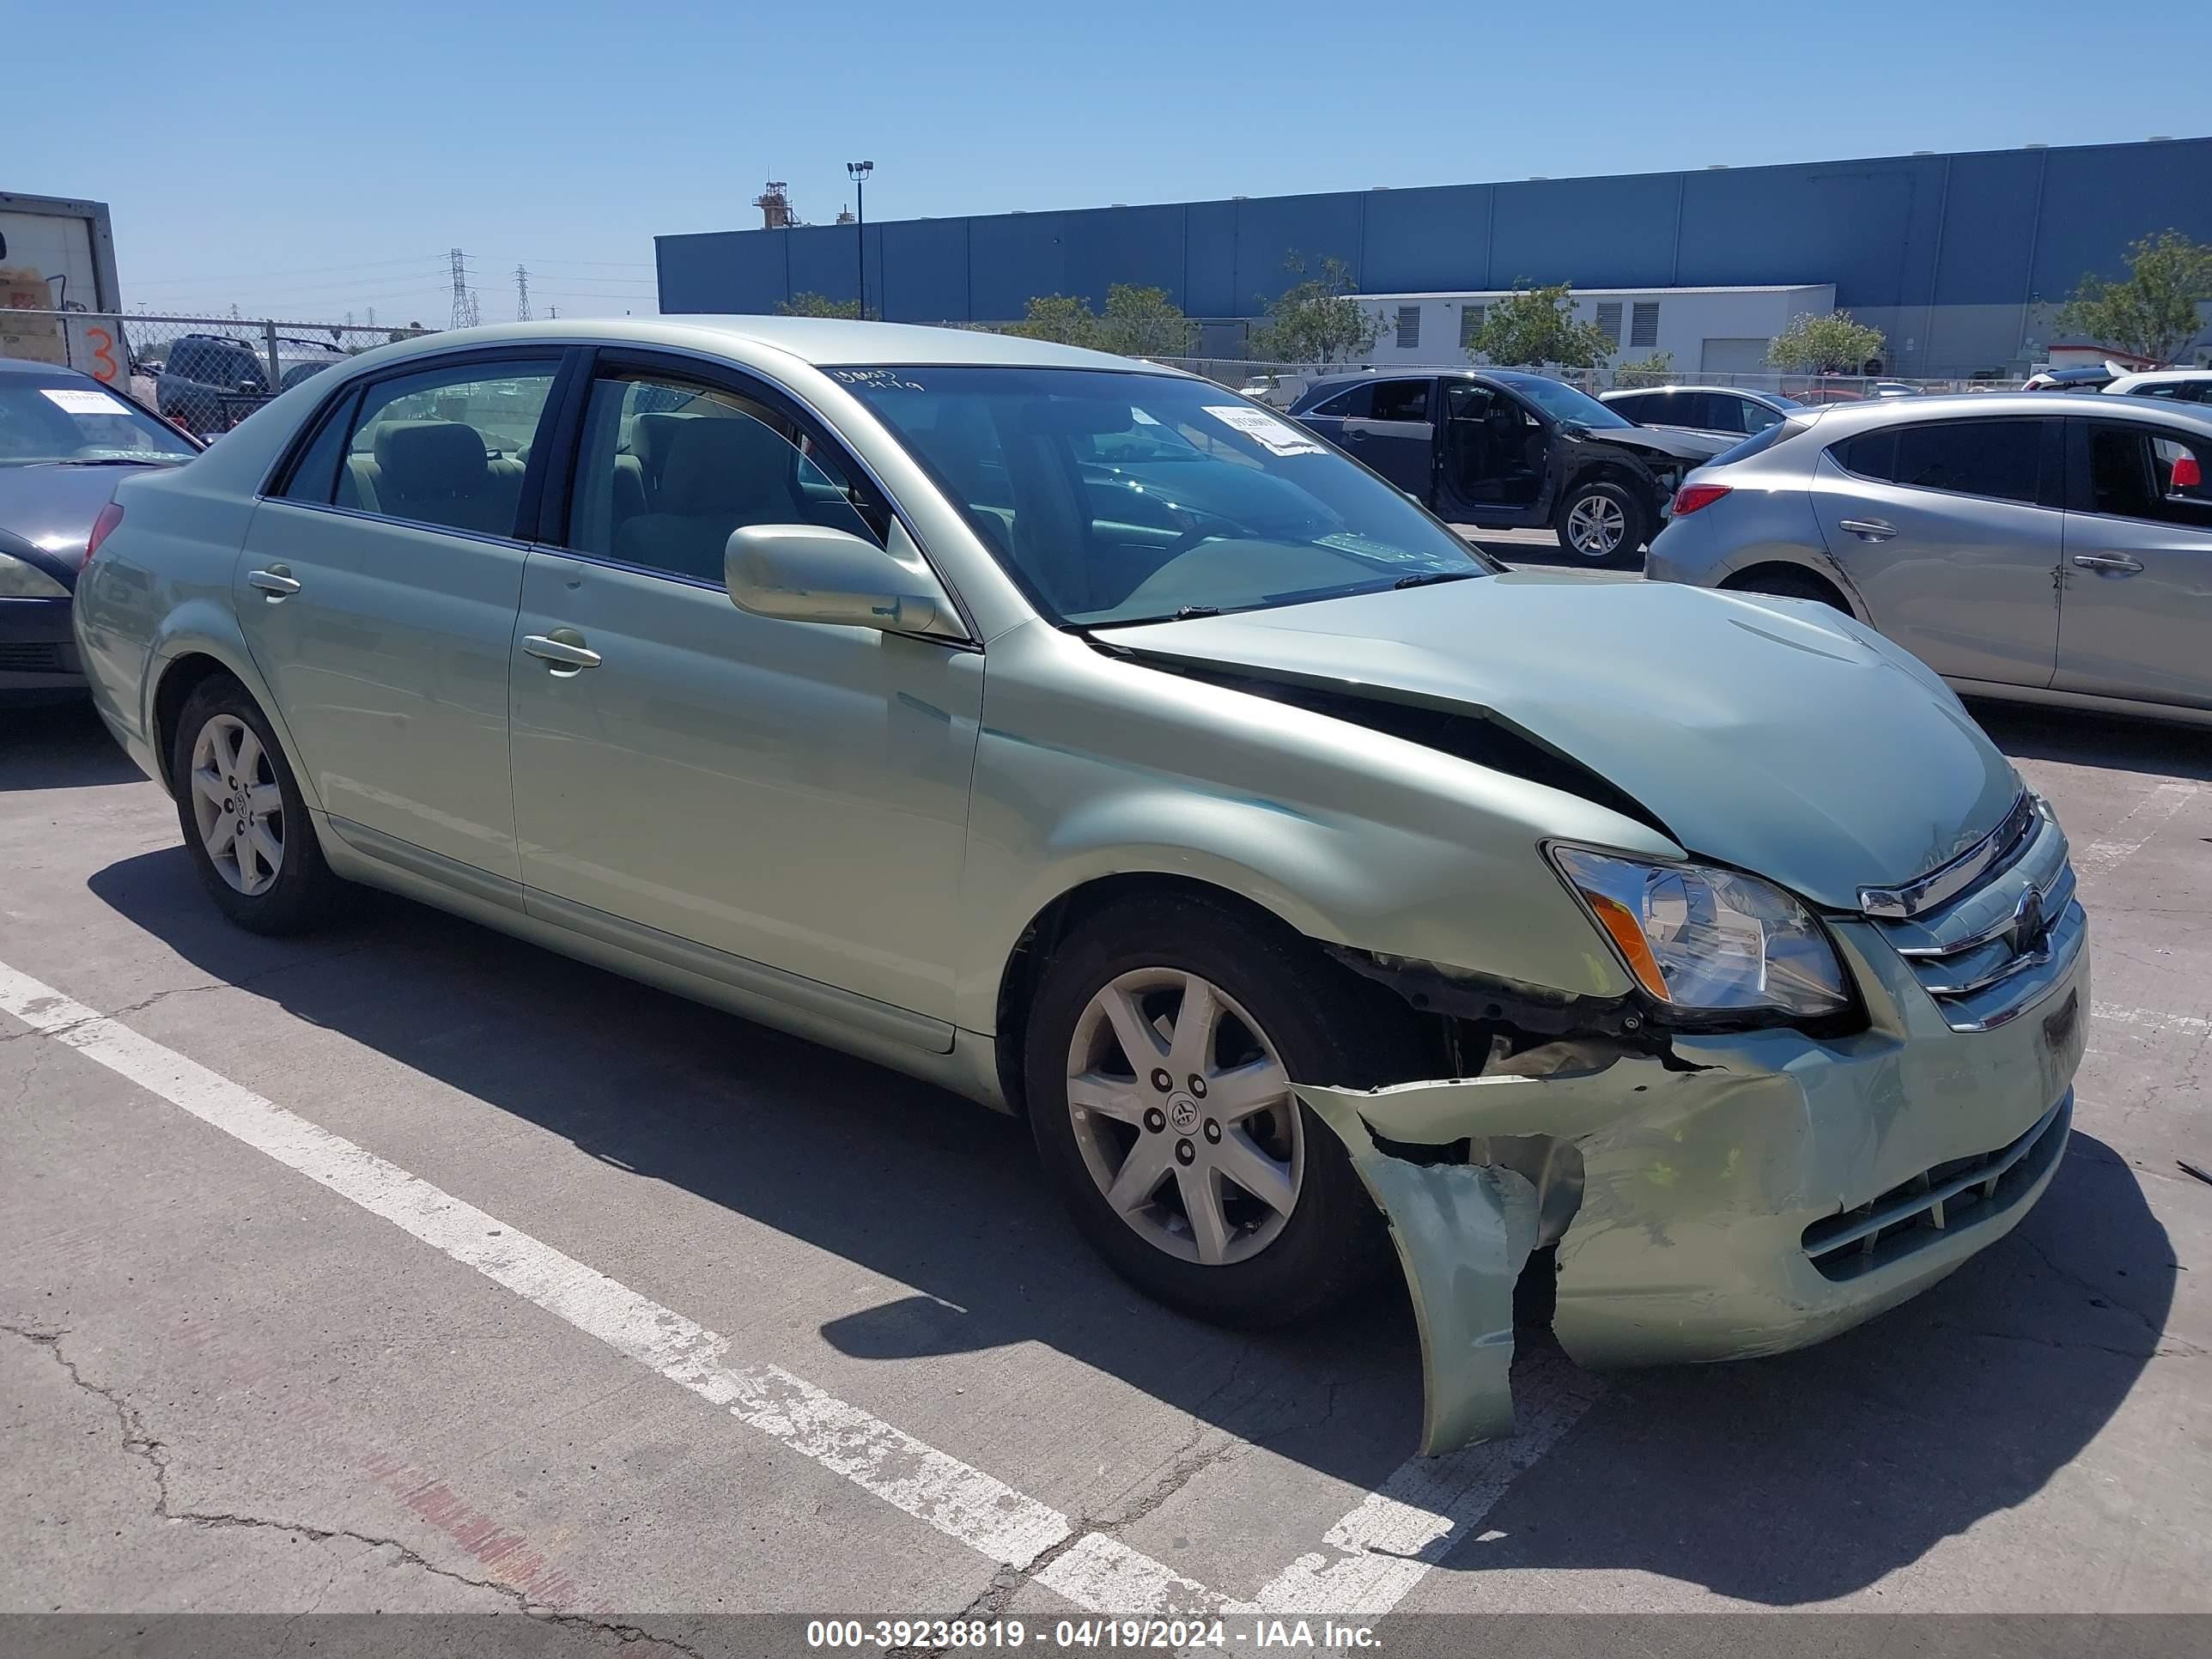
xmin=3 ymin=586 xmax=2208 ymax=1642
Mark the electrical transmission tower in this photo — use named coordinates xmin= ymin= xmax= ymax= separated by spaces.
xmin=448 ymin=249 xmax=479 ymax=329
xmin=514 ymin=264 xmax=532 ymax=321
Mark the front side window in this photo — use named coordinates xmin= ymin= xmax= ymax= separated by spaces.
xmin=0 ymin=373 xmax=197 ymax=467
xmin=313 ymin=358 xmax=560 ymax=534
xmin=566 ymin=374 xmax=881 ymax=582
xmin=1369 ymin=380 xmax=1431 ymax=423
xmin=1737 ymin=398 xmax=1784 ymax=435
xmin=1835 ymin=418 xmax=2043 ymax=505
xmin=840 ymin=366 xmax=1492 ymax=627
xmin=2083 ymin=422 xmax=2212 ymax=530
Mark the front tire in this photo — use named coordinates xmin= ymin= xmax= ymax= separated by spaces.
xmin=1024 ymin=892 xmax=1415 ymax=1329
xmin=1555 ymin=478 xmax=1650 ymax=564
xmin=171 ymin=674 xmax=345 ymax=935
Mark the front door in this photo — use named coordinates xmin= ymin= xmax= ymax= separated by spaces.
xmin=234 ymin=351 xmax=566 ymax=879
xmin=1808 ymin=416 xmax=2064 ymax=688
xmin=1335 ymin=378 xmax=1435 ymax=497
xmin=507 ymin=357 xmax=982 ymax=1028
xmin=1436 ymin=380 xmax=1548 ymax=522
xmin=2055 ymin=416 xmax=2212 ymax=710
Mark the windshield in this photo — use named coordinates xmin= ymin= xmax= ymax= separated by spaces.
xmin=837 ymin=366 xmax=1492 ymax=626
xmin=1488 ymin=372 xmax=1633 ymax=429
xmin=0 ymin=376 xmax=198 ymax=467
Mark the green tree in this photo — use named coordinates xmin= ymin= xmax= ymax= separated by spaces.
xmin=1767 ymin=310 xmax=1887 ymax=373
xmin=1091 ymin=284 xmax=1198 ymax=358
xmin=1004 ymin=293 xmax=1100 ymax=347
xmin=1469 ymin=282 xmax=1613 ymax=368
xmin=1246 ymin=255 xmax=1379 ymax=364
xmin=2054 ymin=231 xmax=2212 ymax=364
xmin=776 ymin=292 xmax=864 ymax=319
xmin=1611 ymin=349 xmax=1676 ymax=388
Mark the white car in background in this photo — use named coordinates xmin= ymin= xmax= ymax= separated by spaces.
xmin=2106 ymin=369 xmax=2212 ymax=404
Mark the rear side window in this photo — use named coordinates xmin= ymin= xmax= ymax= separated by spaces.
xmin=1833 ymin=419 xmax=2043 ymax=505
xmin=2081 ymin=422 xmax=2212 ymax=530
xmin=306 ymin=358 xmax=561 ymax=534
xmin=1308 ymin=385 xmax=1370 ymax=418
xmin=275 ymin=389 xmax=358 ymax=504
xmin=1370 ymin=380 xmax=1431 ymax=422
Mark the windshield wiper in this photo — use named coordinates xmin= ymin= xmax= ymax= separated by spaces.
xmin=1392 ymin=569 xmax=1483 ymax=590
xmin=1171 ymin=605 xmax=1222 ymax=619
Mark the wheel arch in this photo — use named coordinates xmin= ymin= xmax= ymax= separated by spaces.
xmin=988 ymin=869 xmax=1343 ymax=1117
xmin=1719 ymin=558 xmax=1866 ymax=620
xmin=144 ymin=611 xmax=318 ymax=808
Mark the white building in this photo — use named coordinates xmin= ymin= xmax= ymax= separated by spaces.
xmin=1350 ymin=283 xmax=1838 ymax=374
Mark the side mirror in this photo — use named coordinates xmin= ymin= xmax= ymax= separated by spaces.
xmin=725 ymin=521 xmax=965 ymax=640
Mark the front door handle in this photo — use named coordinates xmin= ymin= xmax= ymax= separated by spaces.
xmin=246 ymin=564 xmax=301 ymax=598
xmin=521 ymin=631 xmax=602 ymax=672
xmin=2070 ymin=553 xmax=2145 ymax=574
xmin=1837 ymin=518 xmax=1896 ymax=541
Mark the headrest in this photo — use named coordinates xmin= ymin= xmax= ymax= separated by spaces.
xmin=659 ymin=416 xmax=799 ymax=520
xmin=629 ymin=411 xmax=696 ymax=474
xmin=374 ymin=420 xmax=489 ymax=497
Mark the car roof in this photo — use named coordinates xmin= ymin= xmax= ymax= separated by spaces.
xmin=2108 ymin=369 xmax=2211 ymax=387
xmin=1784 ymin=389 xmax=2212 ymax=437
xmin=1600 ymin=384 xmax=1784 ymax=402
xmin=340 ymin=315 xmax=1151 ymax=374
xmin=0 ymin=355 xmax=99 ymax=382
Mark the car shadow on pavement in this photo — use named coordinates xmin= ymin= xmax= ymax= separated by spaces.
xmin=0 ymin=698 xmax=147 ymax=792
xmin=1967 ymin=701 xmax=2212 ymax=783
xmin=82 ymin=833 xmax=2174 ymax=1606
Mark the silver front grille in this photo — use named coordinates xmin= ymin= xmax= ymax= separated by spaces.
xmin=1868 ymin=798 xmax=2085 ymax=1032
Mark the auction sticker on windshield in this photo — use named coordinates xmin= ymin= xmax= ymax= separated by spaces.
xmin=41 ymin=386 xmax=131 ymax=416
xmin=1203 ymin=404 xmax=1325 ymax=456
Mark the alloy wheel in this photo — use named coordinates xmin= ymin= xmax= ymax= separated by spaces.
xmin=1565 ymin=493 xmax=1627 ymax=557
xmin=188 ymin=714 xmax=284 ymax=896
xmin=1064 ymin=969 xmax=1304 ymax=1267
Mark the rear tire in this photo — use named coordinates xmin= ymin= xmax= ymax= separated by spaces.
xmin=1724 ymin=566 xmax=1850 ymax=611
xmin=170 ymin=674 xmax=345 ymax=935
xmin=1555 ymin=478 xmax=1650 ymax=564
xmin=1024 ymin=892 xmax=1419 ymax=1329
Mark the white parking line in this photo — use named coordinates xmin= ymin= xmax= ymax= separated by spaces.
xmin=0 ymin=961 xmax=1228 ymax=1615
xmin=2076 ymin=781 xmax=2199 ymax=876
xmin=1250 ymin=1346 xmax=1601 ymax=1616
xmin=2092 ymin=1002 xmax=2212 ymax=1038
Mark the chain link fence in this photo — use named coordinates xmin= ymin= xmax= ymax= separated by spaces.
xmin=0 ymin=308 xmax=431 ymax=437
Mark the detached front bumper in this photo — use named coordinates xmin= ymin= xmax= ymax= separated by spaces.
xmin=1297 ymin=907 xmax=2087 ymax=1455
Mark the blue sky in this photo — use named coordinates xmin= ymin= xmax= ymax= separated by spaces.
xmin=14 ymin=0 xmax=2209 ymax=324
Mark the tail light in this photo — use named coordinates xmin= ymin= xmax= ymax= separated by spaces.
xmin=83 ymin=501 xmax=125 ymax=565
xmin=1671 ymin=482 xmax=1732 ymax=517
xmin=2173 ymin=453 xmax=2203 ymax=490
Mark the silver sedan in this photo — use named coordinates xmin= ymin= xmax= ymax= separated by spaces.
xmin=1645 ymin=392 xmax=2212 ymax=724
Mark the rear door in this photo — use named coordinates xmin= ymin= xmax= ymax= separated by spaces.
xmin=1336 ymin=377 xmax=1436 ymax=496
xmin=1809 ymin=415 xmax=2065 ymax=688
xmin=2054 ymin=416 xmax=2212 ymax=710
xmin=235 ymin=349 xmax=568 ymax=883
xmin=1290 ymin=381 xmax=1367 ymax=447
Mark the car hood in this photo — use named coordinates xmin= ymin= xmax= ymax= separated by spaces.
xmin=0 ymin=463 xmax=153 ymax=582
xmin=1093 ymin=574 xmax=2021 ymax=909
xmin=1588 ymin=423 xmax=1732 ymax=465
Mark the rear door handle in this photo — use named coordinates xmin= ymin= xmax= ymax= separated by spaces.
xmin=246 ymin=564 xmax=301 ymax=598
xmin=1837 ymin=518 xmax=1896 ymax=541
xmin=2070 ymin=553 xmax=2145 ymax=574
xmin=520 ymin=631 xmax=602 ymax=672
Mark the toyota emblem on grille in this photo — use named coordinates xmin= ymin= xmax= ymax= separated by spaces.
xmin=2003 ymin=886 xmax=2052 ymax=957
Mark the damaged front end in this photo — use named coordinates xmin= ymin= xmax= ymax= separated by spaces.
xmin=1298 ymin=901 xmax=2087 ymax=1455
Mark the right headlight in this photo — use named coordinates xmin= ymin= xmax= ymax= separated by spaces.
xmin=1548 ymin=844 xmax=1850 ymax=1020
xmin=0 ymin=552 xmax=70 ymax=599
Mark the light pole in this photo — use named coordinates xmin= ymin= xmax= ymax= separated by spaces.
xmin=847 ymin=160 xmax=874 ymax=318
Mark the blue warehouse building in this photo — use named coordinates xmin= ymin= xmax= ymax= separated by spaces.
xmin=656 ymin=138 xmax=2212 ymax=377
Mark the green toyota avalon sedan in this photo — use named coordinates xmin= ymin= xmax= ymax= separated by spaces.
xmin=73 ymin=319 xmax=2087 ymax=1452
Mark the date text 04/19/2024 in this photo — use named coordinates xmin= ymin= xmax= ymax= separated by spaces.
xmin=805 ymin=1620 xmax=1381 ymax=1650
